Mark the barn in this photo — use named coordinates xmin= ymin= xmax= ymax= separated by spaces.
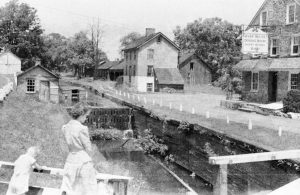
xmin=178 ymin=52 xmax=212 ymax=86
xmin=17 ymin=65 xmax=60 ymax=103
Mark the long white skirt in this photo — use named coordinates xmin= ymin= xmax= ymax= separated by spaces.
xmin=61 ymin=161 xmax=98 ymax=195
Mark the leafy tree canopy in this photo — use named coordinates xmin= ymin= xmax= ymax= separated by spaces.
xmin=119 ymin=32 xmax=142 ymax=55
xmin=0 ymin=0 xmax=44 ymax=70
xmin=174 ymin=17 xmax=242 ymax=80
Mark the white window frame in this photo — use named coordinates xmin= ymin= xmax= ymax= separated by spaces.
xmin=286 ymin=3 xmax=296 ymax=24
xmin=289 ymin=71 xmax=299 ymax=90
xmin=26 ymin=78 xmax=35 ymax=93
xmin=260 ymin=11 xmax=268 ymax=26
xmin=270 ymin=38 xmax=279 ymax=56
xmin=146 ymin=83 xmax=153 ymax=92
xmin=291 ymin=35 xmax=300 ymax=56
xmin=251 ymin=72 xmax=259 ymax=92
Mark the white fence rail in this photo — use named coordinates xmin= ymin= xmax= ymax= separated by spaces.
xmin=0 ymin=82 xmax=13 ymax=101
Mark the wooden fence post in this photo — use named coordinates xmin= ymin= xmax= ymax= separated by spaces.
xmin=214 ymin=164 xmax=228 ymax=195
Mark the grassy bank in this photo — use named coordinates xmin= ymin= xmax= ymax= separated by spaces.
xmin=0 ymin=87 xmax=70 ymax=168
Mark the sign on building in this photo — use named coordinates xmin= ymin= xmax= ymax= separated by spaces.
xmin=242 ymin=28 xmax=268 ymax=55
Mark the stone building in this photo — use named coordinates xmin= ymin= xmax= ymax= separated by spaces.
xmin=235 ymin=0 xmax=300 ymax=103
xmin=17 ymin=65 xmax=59 ymax=103
xmin=122 ymin=28 xmax=184 ymax=92
xmin=178 ymin=51 xmax=212 ymax=86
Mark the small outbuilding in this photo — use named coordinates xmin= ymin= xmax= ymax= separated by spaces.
xmin=17 ymin=65 xmax=60 ymax=103
xmin=60 ymin=84 xmax=87 ymax=105
xmin=109 ymin=60 xmax=124 ymax=81
xmin=0 ymin=51 xmax=22 ymax=85
xmin=154 ymin=68 xmax=184 ymax=92
xmin=178 ymin=52 xmax=212 ymax=86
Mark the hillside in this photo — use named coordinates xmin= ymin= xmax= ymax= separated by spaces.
xmin=0 ymin=86 xmax=70 ymax=168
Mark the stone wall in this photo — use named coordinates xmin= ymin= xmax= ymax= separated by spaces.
xmin=242 ymin=71 xmax=269 ymax=103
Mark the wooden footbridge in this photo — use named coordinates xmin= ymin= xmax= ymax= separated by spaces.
xmin=0 ymin=160 xmax=132 ymax=195
xmin=209 ymin=149 xmax=300 ymax=195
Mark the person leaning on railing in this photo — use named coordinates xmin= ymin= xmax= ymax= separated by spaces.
xmin=61 ymin=104 xmax=97 ymax=195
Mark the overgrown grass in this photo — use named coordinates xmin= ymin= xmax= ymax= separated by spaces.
xmin=0 ymin=85 xmax=70 ymax=168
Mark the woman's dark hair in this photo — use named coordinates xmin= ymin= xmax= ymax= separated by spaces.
xmin=69 ymin=103 xmax=89 ymax=119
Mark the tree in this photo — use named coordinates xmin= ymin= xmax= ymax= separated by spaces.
xmin=174 ymin=18 xmax=242 ymax=82
xmin=0 ymin=0 xmax=44 ymax=70
xmin=67 ymin=31 xmax=94 ymax=78
xmin=42 ymin=33 xmax=68 ymax=72
xmin=119 ymin=32 xmax=142 ymax=56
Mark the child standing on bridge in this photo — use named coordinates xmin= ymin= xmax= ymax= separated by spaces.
xmin=6 ymin=146 xmax=43 ymax=195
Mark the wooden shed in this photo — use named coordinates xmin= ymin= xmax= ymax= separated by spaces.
xmin=60 ymin=84 xmax=87 ymax=106
xmin=17 ymin=65 xmax=59 ymax=103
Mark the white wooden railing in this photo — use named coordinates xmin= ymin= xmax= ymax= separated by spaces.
xmin=0 ymin=82 xmax=13 ymax=101
xmin=0 ymin=160 xmax=132 ymax=195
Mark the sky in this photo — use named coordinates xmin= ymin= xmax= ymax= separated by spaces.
xmin=1 ymin=0 xmax=264 ymax=60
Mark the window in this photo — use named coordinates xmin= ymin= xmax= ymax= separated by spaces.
xmin=147 ymin=49 xmax=154 ymax=60
xmin=270 ymin=39 xmax=279 ymax=56
xmin=147 ymin=65 xmax=153 ymax=77
xmin=132 ymin=65 xmax=136 ymax=76
xmin=261 ymin=11 xmax=267 ymax=26
xmin=134 ymin=52 xmax=136 ymax=60
xmin=125 ymin=53 xmax=128 ymax=61
xmin=129 ymin=52 xmax=132 ymax=60
xmin=287 ymin=4 xmax=296 ymax=24
xmin=190 ymin=62 xmax=194 ymax=70
xmin=251 ymin=72 xmax=259 ymax=91
xmin=147 ymin=83 xmax=153 ymax=92
xmin=292 ymin=36 xmax=300 ymax=55
xmin=125 ymin=65 xmax=127 ymax=75
xmin=157 ymin=36 xmax=161 ymax=43
xmin=71 ymin=89 xmax=79 ymax=103
xmin=27 ymin=79 xmax=35 ymax=92
xmin=291 ymin=74 xmax=298 ymax=90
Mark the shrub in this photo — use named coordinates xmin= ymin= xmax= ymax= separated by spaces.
xmin=135 ymin=129 xmax=168 ymax=156
xmin=283 ymin=90 xmax=300 ymax=113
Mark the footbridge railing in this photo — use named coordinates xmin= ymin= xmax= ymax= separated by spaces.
xmin=209 ymin=149 xmax=300 ymax=195
xmin=0 ymin=160 xmax=132 ymax=195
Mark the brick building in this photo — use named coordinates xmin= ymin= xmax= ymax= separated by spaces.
xmin=122 ymin=28 xmax=184 ymax=92
xmin=236 ymin=0 xmax=300 ymax=103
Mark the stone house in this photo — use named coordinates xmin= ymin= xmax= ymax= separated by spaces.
xmin=235 ymin=0 xmax=300 ymax=103
xmin=178 ymin=52 xmax=212 ymax=86
xmin=122 ymin=28 xmax=184 ymax=92
xmin=17 ymin=65 xmax=59 ymax=103
xmin=0 ymin=51 xmax=21 ymax=85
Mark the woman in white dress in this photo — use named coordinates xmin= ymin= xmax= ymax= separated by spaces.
xmin=61 ymin=105 xmax=98 ymax=195
xmin=6 ymin=147 xmax=43 ymax=195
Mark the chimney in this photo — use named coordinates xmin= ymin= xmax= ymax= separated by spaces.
xmin=35 ymin=58 xmax=41 ymax=66
xmin=145 ymin=28 xmax=155 ymax=36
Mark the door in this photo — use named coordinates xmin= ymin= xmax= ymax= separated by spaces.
xmin=39 ymin=81 xmax=50 ymax=101
xmin=268 ymin=72 xmax=278 ymax=102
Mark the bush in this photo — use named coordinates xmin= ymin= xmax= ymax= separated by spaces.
xmin=283 ymin=90 xmax=300 ymax=113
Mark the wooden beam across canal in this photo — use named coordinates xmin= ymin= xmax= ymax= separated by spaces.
xmin=209 ymin=149 xmax=300 ymax=195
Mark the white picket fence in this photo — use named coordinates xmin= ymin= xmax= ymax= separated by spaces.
xmin=0 ymin=82 xmax=13 ymax=101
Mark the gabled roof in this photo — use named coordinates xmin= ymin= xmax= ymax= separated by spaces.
xmin=17 ymin=65 xmax=59 ymax=79
xmin=123 ymin=32 xmax=180 ymax=51
xmin=0 ymin=51 xmax=21 ymax=61
xmin=178 ymin=51 xmax=213 ymax=71
xmin=154 ymin=68 xmax=184 ymax=85
xmin=248 ymin=0 xmax=300 ymax=27
xmin=110 ymin=60 xmax=125 ymax=70
xmin=97 ymin=61 xmax=120 ymax=70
